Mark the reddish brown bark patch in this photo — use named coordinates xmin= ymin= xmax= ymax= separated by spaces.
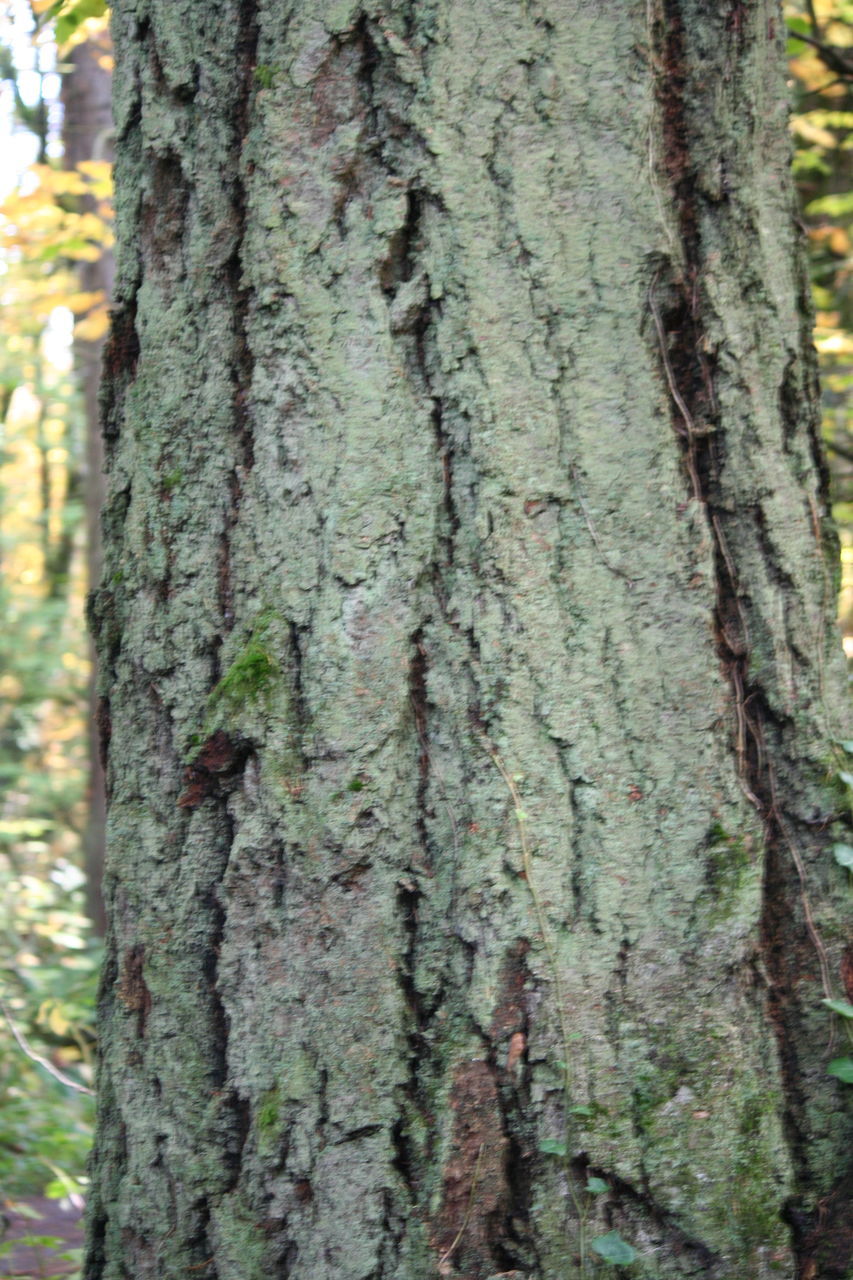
xmin=433 ymin=1058 xmax=509 ymax=1276
xmin=102 ymin=302 xmax=140 ymax=384
xmin=117 ymin=943 xmax=151 ymax=1037
xmin=178 ymin=730 xmax=250 ymax=808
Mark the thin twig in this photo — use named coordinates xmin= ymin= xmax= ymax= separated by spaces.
xmin=0 ymin=1000 xmax=94 ymax=1095
xmin=438 ymin=1142 xmax=484 ymax=1267
xmin=804 ymin=0 xmax=821 ymax=36
xmin=786 ymin=26 xmax=853 ymax=77
xmin=569 ymin=465 xmax=636 ymax=588
xmin=647 ymin=278 xmax=703 ymax=501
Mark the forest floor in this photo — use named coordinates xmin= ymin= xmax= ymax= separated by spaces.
xmin=1 ymin=1196 xmax=84 ymax=1278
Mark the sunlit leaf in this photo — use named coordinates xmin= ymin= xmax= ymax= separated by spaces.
xmin=822 ymin=998 xmax=853 ymax=1018
xmin=806 ymin=192 xmax=853 ymax=218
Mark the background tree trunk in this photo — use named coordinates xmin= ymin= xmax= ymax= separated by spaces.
xmin=62 ymin=32 xmax=114 ymax=935
xmin=88 ymin=2 xmax=853 ymax=1277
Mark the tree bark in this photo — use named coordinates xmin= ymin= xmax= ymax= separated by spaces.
xmin=88 ymin=2 xmax=853 ymax=1278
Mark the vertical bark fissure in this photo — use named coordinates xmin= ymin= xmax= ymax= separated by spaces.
xmin=198 ymin=14 xmax=261 ymax=1259
xmin=100 ymin=300 xmax=140 ymax=456
xmin=652 ymin=5 xmax=851 ymax=1274
xmin=217 ymin=0 xmax=259 ymax=652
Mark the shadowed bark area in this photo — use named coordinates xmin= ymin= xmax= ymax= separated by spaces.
xmin=88 ymin=1 xmax=853 ymax=1277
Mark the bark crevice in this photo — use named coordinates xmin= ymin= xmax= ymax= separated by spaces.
xmin=651 ymin=5 xmax=852 ymax=1275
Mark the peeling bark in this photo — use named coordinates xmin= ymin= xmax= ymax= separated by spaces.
xmin=89 ymin=2 xmax=852 ymax=1278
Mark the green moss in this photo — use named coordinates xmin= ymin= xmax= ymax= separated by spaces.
xmin=207 ymin=613 xmax=280 ymax=716
xmin=709 ymin=833 xmax=750 ymax=878
xmin=726 ymin=1091 xmax=787 ymax=1248
xmin=184 ymin=612 xmax=284 ymax=759
xmin=254 ymin=64 xmax=278 ymax=89
xmin=209 ymin=1196 xmax=272 ymax=1280
xmin=704 ymin=828 xmax=755 ymax=920
xmin=630 ymin=1058 xmax=683 ymax=1136
xmin=214 ymin=643 xmax=275 ymax=704
xmin=162 ymin=468 xmax=183 ymax=491
xmin=256 ymin=1085 xmax=280 ymax=1135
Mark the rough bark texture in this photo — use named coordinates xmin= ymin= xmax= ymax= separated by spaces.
xmin=88 ymin=2 xmax=853 ymax=1278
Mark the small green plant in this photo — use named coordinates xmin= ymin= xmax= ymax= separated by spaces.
xmin=822 ymin=995 xmax=853 ymax=1087
xmin=0 ymin=1232 xmax=82 ymax=1280
xmin=590 ymin=1231 xmax=640 ymax=1266
xmin=828 ymin=1057 xmax=853 ymax=1083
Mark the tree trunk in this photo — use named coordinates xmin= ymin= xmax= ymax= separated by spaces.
xmin=62 ymin=32 xmax=114 ymax=935
xmin=88 ymin=3 xmax=853 ymax=1278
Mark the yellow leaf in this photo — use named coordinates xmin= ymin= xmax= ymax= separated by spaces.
xmin=816 ymin=331 xmax=853 ymax=356
xmin=74 ymin=306 xmax=110 ymax=342
xmin=65 ymin=289 xmax=106 ymax=314
xmin=829 ymin=227 xmax=851 ymax=256
xmin=48 ymin=1004 xmax=72 ymax=1037
xmin=76 ymin=160 xmax=110 ymax=180
xmin=64 ymin=244 xmax=102 ymax=262
xmin=31 ymin=165 xmax=89 ymax=197
xmin=791 ymin=117 xmax=836 ymax=149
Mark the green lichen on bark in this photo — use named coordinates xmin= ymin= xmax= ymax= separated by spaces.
xmin=88 ymin=1 xmax=852 ymax=1277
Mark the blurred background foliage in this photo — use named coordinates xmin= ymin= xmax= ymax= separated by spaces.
xmin=0 ymin=0 xmax=848 ymax=1242
xmin=786 ymin=0 xmax=853 ymax=632
xmin=0 ymin=0 xmax=108 ymax=1221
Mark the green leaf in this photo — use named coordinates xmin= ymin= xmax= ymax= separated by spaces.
xmin=539 ymin=1138 xmax=567 ymax=1157
xmin=834 ymin=843 xmax=853 ymax=869
xmin=586 ymin=1176 xmax=609 ymax=1194
xmin=807 ymin=192 xmax=853 ymax=218
xmin=591 ymin=1231 xmax=639 ymax=1265
xmin=838 ymin=741 xmax=853 ymax=754
xmin=822 ymin=998 xmax=853 ymax=1019
xmin=6 ymin=1200 xmax=45 ymax=1220
xmin=569 ymin=1104 xmax=594 ymax=1117
xmin=10 ymin=1236 xmax=63 ymax=1248
xmin=55 ymin=0 xmax=107 ymax=43
xmin=839 ymin=771 xmax=853 ymax=787
xmin=827 ymin=1057 xmax=853 ymax=1084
